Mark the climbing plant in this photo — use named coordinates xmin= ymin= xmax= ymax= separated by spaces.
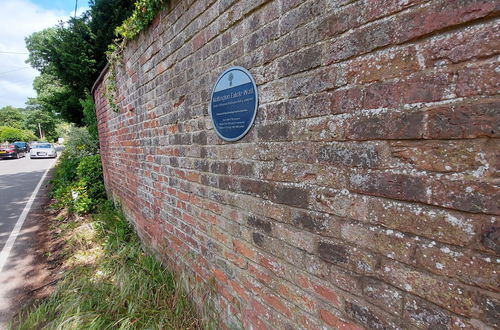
xmin=106 ymin=0 xmax=169 ymax=111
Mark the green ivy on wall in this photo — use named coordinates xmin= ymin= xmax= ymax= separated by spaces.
xmin=105 ymin=0 xmax=169 ymax=112
xmin=116 ymin=0 xmax=167 ymax=41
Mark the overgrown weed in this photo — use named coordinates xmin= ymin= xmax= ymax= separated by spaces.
xmin=13 ymin=201 xmax=201 ymax=330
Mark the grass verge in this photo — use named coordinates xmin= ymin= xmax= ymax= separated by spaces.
xmin=13 ymin=201 xmax=201 ymax=329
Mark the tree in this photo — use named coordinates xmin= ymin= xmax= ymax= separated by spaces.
xmin=0 ymin=106 xmax=26 ymax=129
xmin=26 ymin=18 xmax=96 ymax=125
xmin=25 ymin=1 xmax=135 ymax=126
xmin=0 ymin=126 xmax=36 ymax=142
xmin=29 ymin=73 xmax=82 ymax=124
xmin=25 ymin=109 xmax=59 ymax=141
xmin=88 ymin=0 xmax=135 ymax=73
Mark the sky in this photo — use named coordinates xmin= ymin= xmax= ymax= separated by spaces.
xmin=0 ymin=0 xmax=90 ymax=109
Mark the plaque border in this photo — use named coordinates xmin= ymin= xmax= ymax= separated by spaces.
xmin=209 ymin=66 xmax=259 ymax=142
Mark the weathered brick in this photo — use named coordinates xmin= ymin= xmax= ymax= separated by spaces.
xmin=257 ymin=121 xmax=291 ymax=141
xmin=320 ymin=308 xmax=363 ymax=330
xmin=430 ymin=179 xmax=499 ymax=215
xmin=390 ymin=140 xmax=486 ymax=173
xmin=346 ymin=46 xmax=420 ymax=84
xmin=285 ymin=92 xmax=336 ymax=119
xmin=426 ymin=100 xmax=500 ymax=139
xmin=277 ymin=45 xmax=323 ymax=78
xmin=93 ymin=0 xmax=500 ymax=328
xmin=269 ymin=185 xmax=309 ymax=208
xmin=348 ymin=171 xmax=428 ymax=203
xmin=419 ymin=21 xmax=500 ymax=67
xmin=317 ymin=241 xmax=348 ymax=264
xmin=416 ymin=242 xmax=500 ymax=291
xmin=279 ymin=1 xmax=325 ymax=36
xmin=395 ymin=0 xmax=499 ymax=45
xmin=247 ymin=215 xmax=272 ymax=233
xmin=403 ymin=295 xmax=452 ymax=329
xmin=317 ymin=239 xmax=380 ymax=275
xmin=362 ymin=278 xmax=404 ymax=315
xmin=481 ymin=225 xmax=500 ymax=254
xmin=456 ymin=61 xmax=500 ymax=97
xmin=364 ymin=196 xmax=488 ymax=250
xmin=318 ymin=142 xmax=379 ymax=168
xmin=345 ymin=110 xmax=425 ymax=140
xmin=341 ymin=222 xmax=417 ymax=264
xmin=344 ymin=300 xmax=400 ymax=329
xmin=378 ymin=259 xmax=479 ymax=317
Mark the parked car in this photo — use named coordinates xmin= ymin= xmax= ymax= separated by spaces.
xmin=29 ymin=143 xmax=57 ymax=159
xmin=0 ymin=143 xmax=26 ymax=159
xmin=13 ymin=141 xmax=30 ymax=152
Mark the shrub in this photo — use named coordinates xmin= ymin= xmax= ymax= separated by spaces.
xmin=75 ymin=155 xmax=106 ymax=213
xmin=81 ymin=93 xmax=99 ymax=143
xmin=51 ymin=152 xmax=82 ymax=209
xmin=52 ymin=154 xmax=105 ymax=215
xmin=52 ymin=125 xmax=105 ymax=215
xmin=0 ymin=126 xmax=36 ymax=142
xmin=64 ymin=126 xmax=99 ymax=158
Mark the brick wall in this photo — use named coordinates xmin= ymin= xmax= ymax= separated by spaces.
xmin=93 ymin=0 xmax=499 ymax=328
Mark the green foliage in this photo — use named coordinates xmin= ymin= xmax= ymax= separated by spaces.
xmin=24 ymin=109 xmax=60 ymax=141
xmin=115 ymin=0 xmax=167 ymax=41
xmin=64 ymin=126 xmax=99 ymax=157
xmin=77 ymin=155 xmax=106 ymax=208
xmin=25 ymin=1 xmax=135 ymax=125
xmin=89 ymin=0 xmax=135 ymax=73
xmin=104 ymin=63 xmax=121 ymax=112
xmin=14 ymin=202 xmax=201 ymax=329
xmin=80 ymin=93 xmax=99 ymax=142
xmin=0 ymin=106 xmax=26 ymax=129
xmin=28 ymin=73 xmax=81 ymax=126
xmin=105 ymin=0 xmax=169 ymax=112
xmin=51 ymin=126 xmax=102 ymax=215
xmin=0 ymin=126 xmax=36 ymax=142
xmin=52 ymin=154 xmax=105 ymax=215
xmin=25 ymin=19 xmax=96 ymax=125
xmin=55 ymin=122 xmax=73 ymax=141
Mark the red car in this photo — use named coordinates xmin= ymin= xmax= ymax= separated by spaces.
xmin=0 ymin=143 xmax=26 ymax=159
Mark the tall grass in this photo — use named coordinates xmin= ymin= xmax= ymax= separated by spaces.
xmin=14 ymin=201 xmax=201 ymax=330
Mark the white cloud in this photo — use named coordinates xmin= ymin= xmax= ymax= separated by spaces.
xmin=0 ymin=0 xmax=87 ymax=108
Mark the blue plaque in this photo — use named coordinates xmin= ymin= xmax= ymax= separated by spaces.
xmin=210 ymin=66 xmax=258 ymax=141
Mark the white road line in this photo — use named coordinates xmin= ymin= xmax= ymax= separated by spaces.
xmin=0 ymin=159 xmax=57 ymax=273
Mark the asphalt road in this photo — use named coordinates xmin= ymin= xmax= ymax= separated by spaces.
xmin=0 ymin=152 xmax=58 ymax=328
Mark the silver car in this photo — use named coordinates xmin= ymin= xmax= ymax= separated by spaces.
xmin=29 ymin=143 xmax=57 ymax=159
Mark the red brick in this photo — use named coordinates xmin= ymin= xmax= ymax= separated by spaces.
xmin=430 ymin=179 xmax=499 ymax=215
xmin=213 ymin=268 xmax=228 ymax=284
xmin=456 ymin=61 xmax=500 ymax=97
xmin=345 ymin=110 xmax=425 ymax=140
xmin=348 ymin=171 xmax=428 ymax=204
xmin=394 ymin=0 xmax=499 ymax=44
xmin=312 ymin=283 xmax=341 ymax=307
xmin=261 ymin=293 xmax=292 ymax=318
xmin=233 ymin=239 xmax=257 ymax=261
xmin=319 ymin=309 xmax=363 ymax=330
xmin=419 ymin=21 xmax=500 ymax=67
xmin=93 ymin=0 xmax=500 ymax=328
xmin=427 ymin=99 xmax=500 ymax=139
xmin=416 ymin=242 xmax=499 ymax=291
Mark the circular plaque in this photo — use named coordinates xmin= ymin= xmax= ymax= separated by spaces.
xmin=209 ymin=66 xmax=258 ymax=141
